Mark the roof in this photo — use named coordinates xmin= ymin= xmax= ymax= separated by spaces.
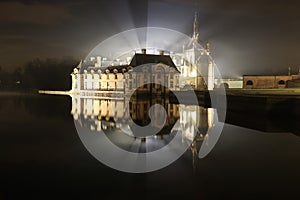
xmin=129 ymin=53 xmax=180 ymax=72
xmin=79 ymin=53 xmax=180 ymax=73
xmin=243 ymin=75 xmax=292 ymax=77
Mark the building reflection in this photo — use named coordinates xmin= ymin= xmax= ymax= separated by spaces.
xmin=71 ymin=95 xmax=216 ymax=167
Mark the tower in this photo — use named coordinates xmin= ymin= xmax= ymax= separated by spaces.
xmin=192 ymin=12 xmax=199 ymax=47
xmin=181 ymin=12 xmax=215 ymax=90
xmin=206 ymin=42 xmax=214 ymax=90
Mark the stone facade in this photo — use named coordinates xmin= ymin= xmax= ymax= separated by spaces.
xmin=243 ymin=74 xmax=300 ymax=89
xmin=71 ymin=53 xmax=181 ymax=95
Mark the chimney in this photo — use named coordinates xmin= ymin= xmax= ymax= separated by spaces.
xmin=141 ymin=49 xmax=146 ymax=54
xmin=96 ymin=56 xmax=101 ymax=67
xmin=159 ymin=50 xmax=165 ymax=56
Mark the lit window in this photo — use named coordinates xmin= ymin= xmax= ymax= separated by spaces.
xmin=170 ymin=81 xmax=174 ymax=88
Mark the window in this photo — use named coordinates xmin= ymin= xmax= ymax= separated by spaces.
xmin=221 ymin=83 xmax=229 ymax=89
xmin=170 ymin=81 xmax=174 ymax=88
xmin=129 ymin=82 xmax=132 ymax=89
xmin=278 ymin=80 xmax=285 ymax=85
xmin=115 ymin=74 xmax=118 ymax=79
xmin=246 ymin=80 xmax=253 ymax=85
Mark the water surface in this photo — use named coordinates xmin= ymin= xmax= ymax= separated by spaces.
xmin=0 ymin=93 xmax=299 ymax=199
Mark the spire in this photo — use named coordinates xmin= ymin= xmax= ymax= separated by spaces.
xmin=77 ymin=60 xmax=82 ymax=69
xmin=193 ymin=12 xmax=199 ymax=42
xmin=206 ymin=42 xmax=210 ymax=55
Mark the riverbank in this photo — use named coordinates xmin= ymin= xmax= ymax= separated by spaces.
xmin=225 ymin=88 xmax=300 ymax=97
xmin=7 ymin=88 xmax=300 ymax=119
xmin=0 ymin=89 xmax=39 ymax=96
xmin=224 ymin=88 xmax=300 ymax=121
xmin=38 ymin=90 xmax=70 ymax=95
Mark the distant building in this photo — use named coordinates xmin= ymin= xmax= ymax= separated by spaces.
xmin=243 ymin=74 xmax=300 ymax=89
xmin=287 ymin=79 xmax=300 ymax=88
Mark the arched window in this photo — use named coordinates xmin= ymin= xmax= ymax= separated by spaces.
xmin=278 ymin=80 xmax=285 ymax=85
xmin=221 ymin=83 xmax=229 ymax=89
xmin=246 ymin=80 xmax=253 ymax=85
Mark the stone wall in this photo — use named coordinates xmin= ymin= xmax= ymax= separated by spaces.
xmin=243 ymin=75 xmax=292 ymax=89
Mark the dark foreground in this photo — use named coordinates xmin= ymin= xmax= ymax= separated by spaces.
xmin=0 ymin=93 xmax=300 ymax=199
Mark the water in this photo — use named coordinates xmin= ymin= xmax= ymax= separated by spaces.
xmin=0 ymin=93 xmax=300 ymax=199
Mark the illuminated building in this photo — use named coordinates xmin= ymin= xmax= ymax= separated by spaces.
xmin=71 ymin=52 xmax=181 ymax=96
xmin=180 ymin=12 xmax=214 ymax=90
xmin=70 ymin=13 xmax=215 ymax=94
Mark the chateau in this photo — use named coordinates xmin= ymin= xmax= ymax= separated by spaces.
xmin=70 ymin=13 xmax=214 ymax=95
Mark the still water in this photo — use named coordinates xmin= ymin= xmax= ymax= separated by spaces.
xmin=0 ymin=93 xmax=300 ymax=198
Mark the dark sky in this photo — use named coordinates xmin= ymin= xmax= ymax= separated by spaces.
xmin=1 ymin=0 xmax=300 ymax=77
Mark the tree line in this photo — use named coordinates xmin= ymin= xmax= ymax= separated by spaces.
xmin=0 ymin=57 xmax=78 ymax=91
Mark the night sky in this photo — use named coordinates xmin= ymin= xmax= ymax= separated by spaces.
xmin=1 ymin=0 xmax=300 ymax=77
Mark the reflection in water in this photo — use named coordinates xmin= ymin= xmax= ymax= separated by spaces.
xmin=70 ymin=96 xmax=217 ymax=167
xmin=1 ymin=94 xmax=300 ymax=196
xmin=225 ymin=110 xmax=300 ymax=135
